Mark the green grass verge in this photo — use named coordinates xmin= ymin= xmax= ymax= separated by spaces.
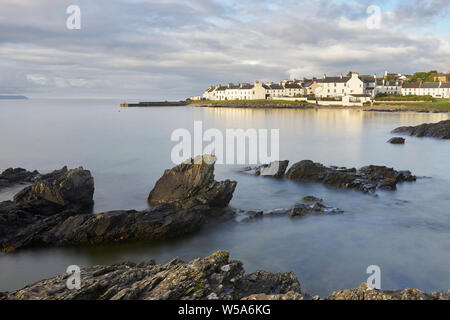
xmin=373 ymin=98 xmax=450 ymax=111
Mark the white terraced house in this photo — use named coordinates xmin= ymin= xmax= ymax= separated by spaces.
xmin=402 ymin=81 xmax=450 ymax=98
xmin=374 ymin=79 xmax=403 ymax=96
xmin=316 ymin=72 xmax=374 ymax=100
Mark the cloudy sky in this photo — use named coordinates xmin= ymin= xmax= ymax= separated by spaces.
xmin=1 ymin=0 xmax=450 ymax=99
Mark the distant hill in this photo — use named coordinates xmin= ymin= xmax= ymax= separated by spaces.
xmin=0 ymin=95 xmax=28 ymax=100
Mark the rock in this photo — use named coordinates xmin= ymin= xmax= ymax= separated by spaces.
xmin=0 ymin=168 xmax=39 ymax=190
xmin=285 ymin=160 xmax=416 ymax=194
xmin=13 ymin=166 xmax=94 ymax=208
xmin=1 ymin=160 xmax=237 ymax=252
xmin=255 ymin=161 xmax=289 ymax=178
xmin=148 ymin=155 xmax=237 ymax=209
xmin=388 ymin=137 xmax=405 ymax=144
xmin=392 ymin=119 xmax=450 ymax=139
xmin=2 ymin=251 xmax=303 ymax=300
xmin=3 ymin=253 xmax=449 ymax=300
xmin=328 ymin=282 xmax=450 ymax=300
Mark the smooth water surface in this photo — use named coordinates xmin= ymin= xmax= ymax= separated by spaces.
xmin=1 ymin=99 xmax=449 ymax=296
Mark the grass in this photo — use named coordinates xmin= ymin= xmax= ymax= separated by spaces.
xmin=373 ymin=98 xmax=450 ymax=111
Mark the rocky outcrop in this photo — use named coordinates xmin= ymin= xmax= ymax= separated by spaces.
xmin=328 ymin=282 xmax=450 ymax=300
xmin=1 ymin=158 xmax=237 ymax=252
xmin=392 ymin=119 xmax=450 ymax=139
xmin=148 ymin=155 xmax=237 ymax=209
xmin=241 ymin=196 xmax=343 ymax=222
xmin=3 ymin=252 xmax=449 ymax=300
xmin=2 ymin=251 xmax=303 ymax=300
xmin=0 ymin=168 xmax=39 ymax=190
xmin=285 ymin=160 xmax=416 ymax=193
xmin=387 ymin=137 xmax=405 ymax=144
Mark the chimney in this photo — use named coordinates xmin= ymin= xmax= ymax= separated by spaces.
xmin=323 ymin=74 xmax=326 ymax=80
xmin=340 ymin=73 xmax=343 ymax=79
xmin=384 ymin=71 xmax=388 ymax=78
xmin=383 ymin=79 xmax=385 ymax=86
xmin=374 ymin=73 xmax=377 ymax=80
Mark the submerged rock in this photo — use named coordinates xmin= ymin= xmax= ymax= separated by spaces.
xmin=148 ymin=155 xmax=237 ymax=209
xmin=392 ymin=119 xmax=450 ymax=139
xmin=387 ymin=137 xmax=405 ymax=144
xmin=285 ymin=160 xmax=416 ymax=193
xmin=0 ymin=168 xmax=39 ymax=190
xmin=2 ymin=251 xmax=303 ymax=300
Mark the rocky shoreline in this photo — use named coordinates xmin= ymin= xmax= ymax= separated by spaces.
xmin=2 ymin=250 xmax=449 ymax=300
xmin=0 ymin=168 xmax=40 ymax=191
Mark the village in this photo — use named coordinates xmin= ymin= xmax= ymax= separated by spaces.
xmin=192 ymin=71 xmax=450 ymax=107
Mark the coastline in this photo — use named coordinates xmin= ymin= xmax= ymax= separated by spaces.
xmin=188 ymin=101 xmax=450 ymax=113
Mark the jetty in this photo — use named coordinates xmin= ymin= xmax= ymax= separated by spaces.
xmin=120 ymin=101 xmax=188 ymax=107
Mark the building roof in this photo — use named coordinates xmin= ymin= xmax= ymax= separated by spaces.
xmin=359 ymin=75 xmax=376 ymax=83
xmin=440 ymin=83 xmax=450 ymax=88
xmin=284 ymin=82 xmax=302 ymax=89
xmin=269 ymin=83 xmax=284 ymax=89
xmin=322 ymin=76 xmax=350 ymax=83
xmin=403 ymin=82 xmax=421 ymax=89
xmin=422 ymin=82 xmax=440 ymax=88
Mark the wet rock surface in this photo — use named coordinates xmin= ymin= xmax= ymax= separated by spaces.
xmin=285 ymin=160 xmax=416 ymax=193
xmin=1 ymin=157 xmax=237 ymax=252
xmin=240 ymin=196 xmax=343 ymax=222
xmin=388 ymin=137 xmax=405 ymax=144
xmin=2 ymin=252 xmax=449 ymax=300
xmin=392 ymin=119 xmax=450 ymax=139
xmin=2 ymin=251 xmax=303 ymax=300
xmin=255 ymin=161 xmax=289 ymax=178
xmin=148 ymin=155 xmax=237 ymax=209
xmin=0 ymin=168 xmax=39 ymax=190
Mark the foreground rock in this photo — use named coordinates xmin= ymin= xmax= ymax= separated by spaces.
xmin=1 ymin=157 xmax=237 ymax=252
xmin=0 ymin=168 xmax=39 ymax=190
xmin=387 ymin=137 xmax=405 ymax=144
xmin=148 ymin=155 xmax=237 ymax=209
xmin=392 ymin=119 xmax=450 ymax=139
xmin=2 ymin=252 xmax=449 ymax=300
xmin=2 ymin=251 xmax=304 ymax=300
xmin=285 ymin=160 xmax=416 ymax=194
xmin=328 ymin=282 xmax=450 ymax=300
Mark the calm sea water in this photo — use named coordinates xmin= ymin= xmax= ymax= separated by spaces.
xmin=1 ymin=99 xmax=449 ymax=296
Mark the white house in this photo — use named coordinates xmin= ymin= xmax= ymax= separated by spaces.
xmin=374 ymin=80 xmax=403 ymax=96
xmin=402 ymin=81 xmax=450 ymax=98
xmin=316 ymin=72 xmax=375 ymax=98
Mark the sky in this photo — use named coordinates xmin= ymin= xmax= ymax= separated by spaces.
xmin=1 ymin=0 xmax=450 ymax=99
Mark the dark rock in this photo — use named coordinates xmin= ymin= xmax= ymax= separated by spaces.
xmin=285 ymin=160 xmax=416 ymax=194
xmin=392 ymin=119 xmax=450 ymax=139
xmin=254 ymin=161 xmax=289 ymax=178
xmin=148 ymin=155 xmax=237 ymax=209
xmin=0 ymin=168 xmax=39 ymax=190
xmin=2 ymin=251 xmax=303 ymax=300
xmin=388 ymin=137 xmax=405 ymax=144
xmin=14 ymin=166 xmax=94 ymax=208
xmin=1 ymin=159 xmax=237 ymax=252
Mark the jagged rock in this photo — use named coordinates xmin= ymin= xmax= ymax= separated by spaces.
xmin=285 ymin=160 xmax=416 ymax=193
xmin=14 ymin=166 xmax=94 ymax=208
xmin=387 ymin=137 xmax=405 ymax=144
xmin=0 ymin=168 xmax=39 ymax=190
xmin=1 ymin=160 xmax=237 ymax=252
xmin=255 ymin=161 xmax=289 ymax=178
xmin=148 ymin=155 xmax=237 ymax=209
xmin=392 ymin=119 xmax=450 ymax=139
xmin=328 ymin=282 xmax=450 ymax=300
xmin=2 ymin=251 xmax=303 ymax=300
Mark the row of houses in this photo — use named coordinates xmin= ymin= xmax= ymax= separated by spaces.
xmin=200 ymin=71 xmax=450 ymax=101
